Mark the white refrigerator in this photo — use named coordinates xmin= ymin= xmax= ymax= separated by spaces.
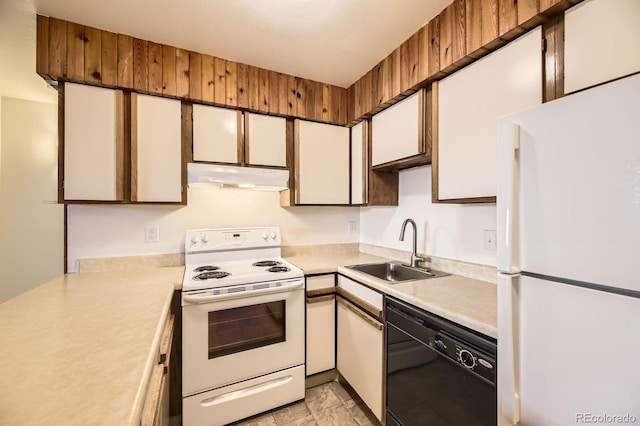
xmin=497 ymin=73 xmax=640 ymax=425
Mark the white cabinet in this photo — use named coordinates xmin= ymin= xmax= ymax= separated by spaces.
xmin=192 ymin=104 xmax=241 ymax=164
xmin=435 ymin=27 xmax=542 ymax=202
xmin=350 ymin=122 xmax=365 ymax=205
xmin=371 ymin=90 xmax=425 ymax=168
xmin=131 ymin=94 xmax=182 ymax=203
xmin=564 ymin=0 xmax=640 ymax=94
xmin=63 ymin=82 xmax=124 ymax=201
xmin=295 ymin=120 xmax=350 ymax=205
xmin=306 ymin=295 xmax=335 ymax=376
xmin=337 ymin=296 xmax=384 ymax=422
xmin=244 ymin=112 xmax=287 ymax=168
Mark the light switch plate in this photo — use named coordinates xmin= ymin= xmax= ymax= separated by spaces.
xmin=483 ymin=229 xmax=497 ymax=251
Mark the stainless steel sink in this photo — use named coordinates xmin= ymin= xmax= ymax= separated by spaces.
xmin=345 ymin=262 xmax=448 ymax=283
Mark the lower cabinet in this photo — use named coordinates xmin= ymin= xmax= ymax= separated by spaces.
xmin=337 ymin=296 xmax=384 ymax=422
xmin=306 ymin=295 xmax=336 ymax=375
xmin=141 ymin=314 xmax=174 ymax=426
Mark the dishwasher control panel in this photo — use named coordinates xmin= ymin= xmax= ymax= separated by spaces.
xmin=431 ymin=331 xmax=496 ymax=384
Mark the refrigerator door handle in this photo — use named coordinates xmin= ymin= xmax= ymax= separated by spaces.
xmin=498 ymin=123 xmax=521 ymax=273
xmin=498 ymin=273 xmax=521 ymax=425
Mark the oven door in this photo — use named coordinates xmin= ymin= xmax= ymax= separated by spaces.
xmin=182 ymin=278 xmax=304 ymax=396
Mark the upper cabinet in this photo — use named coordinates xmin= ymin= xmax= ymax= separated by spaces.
xmin=293 ymin=120 xmax=350 ymax=205
xmin=433 ymin=28 xmax=543 ymax=203
xmin=244 ymin=112 xmax=287 ymax=168
xmin=564 ymin=0 xmax=640 ymax=94
xmin=192 ymin=104 xmax=241 ymax=164
xmin=131 ymin=94 xmax=183 ymax=203
xmin=62 ymin=82 xmax=124 ymax=202
xmin=371 ymin=90 xmax=428 ymax=170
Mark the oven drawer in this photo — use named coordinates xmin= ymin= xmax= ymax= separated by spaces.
xmin=183 ymin=365 xmax=305 ymax=426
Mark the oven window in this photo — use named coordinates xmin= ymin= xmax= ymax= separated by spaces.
xmin=208 ymin=301 xmax=286 ymax=359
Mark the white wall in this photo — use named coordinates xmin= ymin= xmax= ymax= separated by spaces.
xmin=67 ymin=189 xmax=360 ymax=271
xmin=0 ymin=97 xmax=63 ymax=302
xmin=360 ymin=166 xmax=497 ymax=266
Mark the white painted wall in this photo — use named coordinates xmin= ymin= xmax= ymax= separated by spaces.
xmin=360 ymin=166 xmax=497 ymax=266
xmin=67 ymin=189 xmax=360 ymax=272
xmin=0 ymin=97 xmax=63 ymax=302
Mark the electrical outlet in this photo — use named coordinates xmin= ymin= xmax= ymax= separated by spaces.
xmin=145 ymin=226 xmax=159 ymax=243
xmin=348 ymin=221 xmax=358 ymax=234
xmin=483 ymin=230 xmax=497 ymax=251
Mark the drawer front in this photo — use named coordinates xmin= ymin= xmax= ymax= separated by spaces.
xmin=337 ymin=275 xmax=383 ymax=311
xmin=306 ymin=274 xmax=335 ymax=292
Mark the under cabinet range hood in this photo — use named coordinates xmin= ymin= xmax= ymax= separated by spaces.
xmin=187 ymin=163 xmax=289 ymax=191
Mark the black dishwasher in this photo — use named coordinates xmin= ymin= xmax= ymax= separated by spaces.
xmin=385 ymin=298 xmax=497 ymax=426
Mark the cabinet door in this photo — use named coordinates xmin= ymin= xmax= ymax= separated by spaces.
xmin=435 ymin=27 xmax=542 ymax=202
xmin=565 ymin=0 xmax=640 ymax=94
xmin=371 ymin=90 xmax=425 ymax=168
xmin=295 ymin=120 xmax=350 ymax=205
xmin=306 ymin=295 xmax=335 ymax=376
xmin=337 ymin=297 xmax=384 ymax=422
xmin=350 ymin=122 xmax=365 ymax=205
xmin=63 ymin=82 xmax=124 ymax=201
xmin=192 ymin=104 xmax=241 ymax=164
xmin=131 ymin=94 xmax=182 ymax=203
xmin=245 ymin=112 xmax=287 ymax=167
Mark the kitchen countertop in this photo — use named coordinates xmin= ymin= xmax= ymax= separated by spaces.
xmin=0 ymin=266 xmax=184 ymax=426
xmin=284 ymin=252 xmax=497 ymax=339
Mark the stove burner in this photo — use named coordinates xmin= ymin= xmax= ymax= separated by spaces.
xmin=193 ymin=271 xmax=231 ymax=281
xmin=253 ymin=260 xmax=282 ymax=267
xmin=194 ymin=265 xmax=219 ymax=272
xmin=267 ymin=266 xmax=290 ymax=273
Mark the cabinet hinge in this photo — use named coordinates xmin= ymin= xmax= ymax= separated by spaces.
xmin=541 ymin=38 xmax=547 ymax=52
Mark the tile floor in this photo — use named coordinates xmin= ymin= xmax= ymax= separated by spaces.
xmin=232 ymin=381 xmax=381 ymax=426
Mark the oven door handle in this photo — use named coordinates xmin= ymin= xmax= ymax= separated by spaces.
xmin=182 ymin=279 xmax=304 ymax=304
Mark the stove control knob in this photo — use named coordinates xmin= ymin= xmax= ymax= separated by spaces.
xmin=201 ymin=235 xmax=209 ymax=244
xmin=269 ymin=231 xmax=276 ymax=240
xmin=191 ymin=235 xmax=200 ymax=244
xmin=261 ymin=232 xmax=268 ymax=240
xmin=458 ymin=349 xmax=476 ymax=369
xmin=435 ymin=339 xmax=447 ymax=351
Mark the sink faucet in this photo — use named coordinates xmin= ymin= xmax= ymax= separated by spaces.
xmin=399 ymin=218 xmax=425 ymax=268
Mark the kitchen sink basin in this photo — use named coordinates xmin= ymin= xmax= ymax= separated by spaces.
xmin=345 ymin=262 xmax=448 ymax=283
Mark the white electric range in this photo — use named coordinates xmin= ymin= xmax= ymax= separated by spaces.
xmin=181 ymin=227 xmax=305 ymax=426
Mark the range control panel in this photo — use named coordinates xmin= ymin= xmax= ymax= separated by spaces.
xmin=185 ymin=227 xmax=281 ymax=252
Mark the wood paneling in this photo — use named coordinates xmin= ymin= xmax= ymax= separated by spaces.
xmin=214 ymin=57 xmax=226 ymax=105
xmin=287 ymin=75 xmax=297 ymax=116
xmin=133 ymin=38 xmax=148 ymax=92
xmin=188 ymin=52 xmax=202 ymax=101
xmin=452 ymin=0 xmax=466 ymax=65
xmin=381 ymin=55 xmax=391 ymax=104
xmin=259 ymin=67 xmax=270 ymax=113
xmin=278 ymin=73 xmax=289 ymax=115
xmin=201 ymin=54 xmax=214 ymax=103
xmin=428 ymin=16 xmax=441 ymax=77
xmin=148 ymin=42 xmax=163 ymax=94
xmin=353 ymin=78 xmax=361 ymax=119
xmin=417 ymin=25 xmax=430 ymax=82
xmin=269 ymin=71 xmax=279 ymax=114
xmin=518 ymin=0 xmax=540 ymax=25
xmin=481 ymin=0 xmax=500 ymax=46
xmin=390 ymin=47 xmax=401 ymax=96
xmin=83 ymin=26 xmax=101 ymax=83
xmin=66 ymin=22 xmax=84 ymax=80
xmin=36 ymin=15 xmax=50 ymax=78
xmin=101 ymin=31 xmax=117 ymax=86
xmin=237 ymin=63 xmax=248 ymax=108
xmin=322 ymin=84 xmax=331 ymax=122
xmin=499 ymin=0 xmax=519 ymax=36
xmin=117 ymin=34 xmax=133 ymax=88
xmin=175 ymin=48 xmax=189 ymax=98
xmin=248 ymin=65 xmax=259 ymax=110
xmin=48 ymin=18 xmax=66 ymax=79
xmin=400 ymin=33 xmax=419 ymax=91
xmin=161 ymin=45 xmax=176 ymax=97
xmin=314 ymin=81 xmax=323 ymax=121
xmin=225 ymin=60 xmax=238 ymax=107
xmin=466 ymin=0 xmax=483 ymax=56
xmin=296 ymin=77 xmax=306 ymax=118
xmin=304 ymin=79 xmax=315 ymax=119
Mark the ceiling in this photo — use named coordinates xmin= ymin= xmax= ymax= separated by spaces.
xmin=1 ymin=0 xmax=452 ymax=104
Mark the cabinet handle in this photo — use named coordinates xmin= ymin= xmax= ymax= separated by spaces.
xmin=306 ymin=294 xmax=334 ymax=304
xmin=338 ymin=296 xmax=383 ymax=331
xmin=159 ymin=314 xmax=175 ymax=365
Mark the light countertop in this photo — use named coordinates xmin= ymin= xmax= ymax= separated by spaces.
xmin=0 ymin=266 xmax=184 ymax=426
xmin=285 ymin=252 xmax=497 ymax=339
